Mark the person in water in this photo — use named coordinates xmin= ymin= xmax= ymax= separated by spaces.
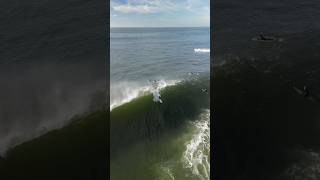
xmin=303 ymin=86 xmax=310 ymax=97
xmin=152 ymin=90 xmax=163 ymax=103
xmin=150 ymin=80 xmax=163 ymax=103
xmin=259 ymin=34 xmax=274 ymax=41
xmin=201 ymin=88 xmax=208 ymax=93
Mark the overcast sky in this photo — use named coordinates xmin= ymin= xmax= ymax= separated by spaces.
xmin=110 ymin=0 xmax=210 ymax=27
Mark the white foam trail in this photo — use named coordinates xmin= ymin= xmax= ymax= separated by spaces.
xmin=286 ymin=149 xmax=320 ymax=180
xmin=110 ymin=79 xmax=178 ymax=110
xmin=152 ymin=90 xmax=163 ymax=103
xmin=194 ymin=48 xmax=210 ymax=53
xmin=183 ymin=109 xmax=210 ymax=180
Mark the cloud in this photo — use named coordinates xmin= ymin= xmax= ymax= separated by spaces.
xmin=113 ymin=4 xmax=159 ymax=14
xmin=111 ymin=0 xmax=181 ymax=14
xmin=110 ymin=0 xmax=210 ymax=27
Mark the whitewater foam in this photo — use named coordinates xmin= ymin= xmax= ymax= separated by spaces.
xmin=152 ymin=90 xmax=163 ymax=103
xmin=110 ymin=79 xmax=179 ymax=110
xmin=286 ymin=149 xmax=320 ymax=180
xmin=183 ymin=109 xmax=210 ymax=180
xmin=194 ymin=48 xmax=210 ymax=53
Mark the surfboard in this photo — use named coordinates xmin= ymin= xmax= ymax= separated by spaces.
xmin=293 ymin=87 xmax=315 ymax=101
xmin=251 ymin=36 xmax=283 ymax=42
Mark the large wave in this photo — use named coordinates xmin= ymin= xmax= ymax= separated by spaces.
xmin=110 ymin=79 xmax=179 ymax=110
xmin=110 ymin=76 xmax=210 ymax=179
xmin=110 ymin=76 xmax=209 ymax=155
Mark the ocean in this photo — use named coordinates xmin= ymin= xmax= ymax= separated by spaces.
xmin=0 ymin=0 xmax=107 ymax=178
xmin=110 ymin=27 xmax=210 ymax=180
xmin=213 ymin=0 xmax=320 ymax=179
xmin=0 ymin=0 xmax=107 ymax=156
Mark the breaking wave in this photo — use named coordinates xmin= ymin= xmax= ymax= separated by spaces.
xmin=194 ymin=48 xmax=210 ymax=53
xmin=110 ymin=79 xmax=179 ymax=110
xmin=183 ymin=109 xmax=210 ymax=180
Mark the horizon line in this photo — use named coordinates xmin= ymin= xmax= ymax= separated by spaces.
xmin=110 ymin=26 xmax=210 ymax=28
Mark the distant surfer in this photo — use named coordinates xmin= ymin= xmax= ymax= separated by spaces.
xmin=252 ymin=34 xmax=276 ymax=42
xmin=259 ymin=34 xmax=268 ymax=40
xmin=293 ymin=85 xmax=313 ymax=100
xmin=201 ymin=88 xmax=208 ymax=93
xmin=303 ymin=86 xmax=310 ymax=97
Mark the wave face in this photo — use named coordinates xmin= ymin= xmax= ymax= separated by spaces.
xmin=0 ymin=0 xmax=107 ymax=156
xmin=110 ymin=77 xmax=210 ymax=180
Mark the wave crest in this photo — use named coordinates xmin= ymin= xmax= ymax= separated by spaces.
xmin=110 ymin=79 xmax=179 ymax=110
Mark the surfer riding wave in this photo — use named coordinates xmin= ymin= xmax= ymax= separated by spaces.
xmin=150 ymin=80 xmax=163 ymax=103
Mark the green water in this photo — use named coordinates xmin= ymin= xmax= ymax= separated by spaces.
xmin=110 ymin=78 xmax=210 ymax=180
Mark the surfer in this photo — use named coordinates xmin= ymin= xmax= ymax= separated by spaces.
xmin=150 ymin=80 xmax=163 ymax=103
xmin=201 ymin=88 xmax=208 ymax=93
xmin=257 ymin=34 xmax=275 ymax=41
xmin=303 ymin=86 xmax=310 ymax=97
xmin=259 ymin=34 xmax=268 ymax=40
xmin=152 ymin=90 xmax=163 ymax=103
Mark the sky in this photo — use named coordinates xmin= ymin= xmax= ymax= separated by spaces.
xmin=110 ymin=0 xmax=210 ymax=27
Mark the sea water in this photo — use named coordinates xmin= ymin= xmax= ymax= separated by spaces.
xmin=110 ymin=27 xmax=210 ymax=180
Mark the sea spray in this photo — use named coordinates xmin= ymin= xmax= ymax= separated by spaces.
xmin=151 ymin=80 xmax=163 ymax=103
xmin=183 ymin=109 xmax=210 ymax=180
xmin=110 ymin=79 xmax=178 ymax=110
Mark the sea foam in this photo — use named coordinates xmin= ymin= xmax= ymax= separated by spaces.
xmin=194 ymin=48 xmax=210 ymax=53
xmin=286 ymin=149 xmax=320 ymax=180
xmin=183 ymin=109 xmax=210 ymax=180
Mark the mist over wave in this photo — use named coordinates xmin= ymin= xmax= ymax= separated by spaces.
xmin=0 ymin=0 xmax=106 ymax=156
xmin=110 ymin=79 xmax=179 ymax=110
xmin=0 ymin=64 xmax=106 ymax=156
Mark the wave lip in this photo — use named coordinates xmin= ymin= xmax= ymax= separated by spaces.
xmin=183 ymin=109 xmax=210 ymax=180
xmin=110 ymin=79 xmax=179 ymax=110
xmin=194 ymin=48 xmax=210 ymax=53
